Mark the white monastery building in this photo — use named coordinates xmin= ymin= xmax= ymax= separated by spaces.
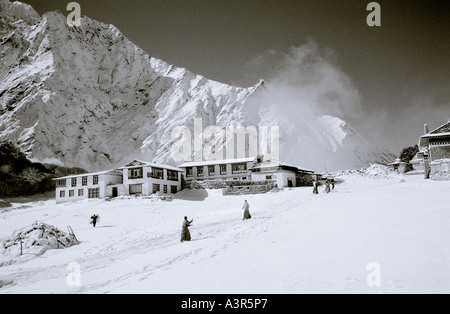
xmin=54 ymin=160 xmax=183 ymax=204
xmin=179 ymin=157 xmax=258 ymax=182
xmin=54 ymin=157 xmax=315 ymax=203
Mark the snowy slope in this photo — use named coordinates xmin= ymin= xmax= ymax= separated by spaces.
xmin=258 ymin=110 xmax=393 ymax=172
xmin=1 ymin=172 xmax=449 ymax=294
xmin=0 ymin=1 xmax=261 ymax=171
xmin=313 ymin=115 xmax=394 ymax=170
xmin=0 ymin=1 xmax=394 ymax=172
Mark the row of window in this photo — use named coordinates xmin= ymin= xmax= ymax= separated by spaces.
xmin=128 ymin=167 xmax=179 ymax=181
xmin=186 ymin=163 xmax=247 ymax=177
xmin=60 ymin=188 xmax=100 ymax=199
xmin=57 ymin=176 xmax=99 ymax=188
xmin=57 ymin=167 xmax=180 ymax=189
xmin=59 ymin=183 xmax=178 ymax=199
xmin=129 ymin=183 xmax=178 ymax=195
xmin=196 ymin=177 xmax=248 ymax=182
xmin=430 ymin=141 xmax=450 ymax=146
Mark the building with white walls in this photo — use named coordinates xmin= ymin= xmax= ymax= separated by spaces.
xmin=179 ymin=157 xmax=258 ymax=182
xmin=54 ymin=160 xmax=183 ymax=203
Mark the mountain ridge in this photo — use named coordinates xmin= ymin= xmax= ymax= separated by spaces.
xmin=0 ymin=1 xmax=394 ymax=172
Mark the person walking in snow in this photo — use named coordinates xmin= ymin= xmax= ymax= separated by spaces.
xmin=90 ymin=214 xmax=99 ymax=228
xmin=325 ymin=179 xmax=331 ymax=194
xmin=313 ymin=180 xmax=319 ymax=195
xmin=181 ymin=216 xmax=193 ymax=242
xmin=242 ymin=200 xmax=252 ymax=220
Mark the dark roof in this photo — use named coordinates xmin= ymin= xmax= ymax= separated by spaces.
xmin=250 ymin=161 xmax=315 ymax=174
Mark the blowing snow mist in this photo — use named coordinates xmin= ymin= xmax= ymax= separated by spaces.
xmin=245 ymin=41 xmax=393 ymax=171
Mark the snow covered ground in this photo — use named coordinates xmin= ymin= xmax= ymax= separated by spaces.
xmin=1 ymin=171 xmax=449 ymax=294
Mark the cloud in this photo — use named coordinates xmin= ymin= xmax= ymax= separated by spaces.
xmin=247 ymin=41 xmax=362 ymax=123
xmin=243 ymin=40 xmax=450 ymax=163
xmin=241 ymin=41 xmax=388 ymax=171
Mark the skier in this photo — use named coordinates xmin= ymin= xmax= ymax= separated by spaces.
xmin=242 ymin=200 xmax=251 ymax=220
xmin=90 ymin=214 xmax=100 ymax=228
xmin=181 ymin=216 xmax=193 ymax=242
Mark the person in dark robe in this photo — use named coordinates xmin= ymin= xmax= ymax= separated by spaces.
xmin=90 ymin=214 xmax=99 ymax=227
xmin=181 ymin=216 xmax=193 ymax=242
xmin=242 ymin=200 xmax=251 ymax=220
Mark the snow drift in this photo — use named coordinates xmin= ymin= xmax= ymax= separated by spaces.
xmin=2 ymin=221 xmax=79 ymax=259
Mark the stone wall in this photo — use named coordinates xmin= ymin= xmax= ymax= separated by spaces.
xmin=430 ymin=145 xmax=450 ymax=161
xmin=430 ymin=159 xmax=450 ymax=179
xmin=222 ymin=183 xmax=277 ymax=196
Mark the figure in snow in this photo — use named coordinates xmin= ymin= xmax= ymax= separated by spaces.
xmin=181 ymin=216 xmax=193 ymax=242
xmin=90 ymin=214 xmax=100 ymax=228
xmin=325 ymin=179 xmax=331 ymax=194
xmin=242 ymin=200 xmax=252 ymax=220
xmin=313 ymin=181 xmax=319 ymax=195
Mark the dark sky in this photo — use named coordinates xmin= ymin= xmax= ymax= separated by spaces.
xmin=18 ymin=0 xmax=450 ymax=154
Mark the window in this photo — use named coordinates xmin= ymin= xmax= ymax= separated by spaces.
xmin=82 ymin=176 xmax=88 ymax=186
xmin=88 ymin=188 xmax=100 ymax=199
xmin=78 ymin=189 xmax=84 ymax=197
xmin=186 ymin=167 xmax=193 ymax=177
xmin=129 ymin=168 xmax=143 ymax=179
xmin=93 ymin=175 xmax=99 ymax=185
xmin=71 ymin=178 xmax=77 ymax=187
xmin=153 ymin=184 xmax=160 ymax=193
xmin=197 ymin=166 xmax=204 ymax=177
xmin=57 ymin=180 xmax=67 ymax=188
xmin=60 ymin=190 xmax=65 ymax=198
xmin=220 ymin=165 xmax=227 ymax=175
xmin=149 ymin=167 xmax=164 ymax=180
xmin=129 ymin=184 xmax=142 ymax=195
xmin=171 ymin=185 xmax=178 ymax=194
xmin=69 ymin=190 xmax=74 ymax=197
xmin=167 ymin=170 xmax=179 ymax=181
xmin=208 ymin=166 xmax=215 ymax=176
xmin=163 ymin=185 xmax=167 ymax=193
xmin=232 ymin=163 xmax=247 ymax=174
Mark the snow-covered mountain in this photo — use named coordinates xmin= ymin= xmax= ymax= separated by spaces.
xmin=256 ymin=102 xmax=394 ymax=171
xmin=0 ymin=1 xmax=393 ymax=172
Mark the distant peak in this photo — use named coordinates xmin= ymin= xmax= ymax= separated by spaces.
xmin=250 ymin=79 xmax=266 ymax=92
xmin=2 ymin=0 xmax=41 ymax=24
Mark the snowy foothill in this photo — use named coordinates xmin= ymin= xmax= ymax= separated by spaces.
xmin=1 ymin=168 xmax=450 ymax=294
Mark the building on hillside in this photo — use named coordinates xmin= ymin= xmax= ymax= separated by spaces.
xmin=118 ymin=160 xmax=183 ymax=196
xmin=179 ymin=156 xmax=315 ymax=188
xmin=250 ymin=160 xmax=315 ymax=188
xmin=419 ymin=121 xmax=450 ymax=179
xmin=55 ymin=170 xmax=123 ymax=204
xmin=179 ymin=157 xmax=259 ymax=182
xmin=54 ymin=160 xmax=183 ymax=203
